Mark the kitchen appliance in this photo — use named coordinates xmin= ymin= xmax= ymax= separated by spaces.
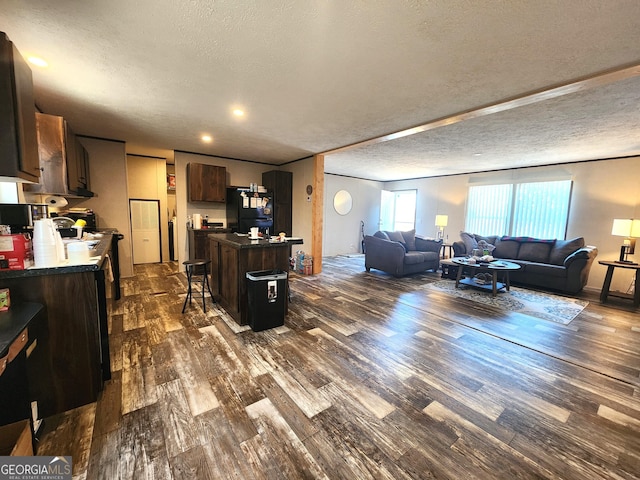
xmin=50 ymin=211 xmax=97 ymax=237
xmin=226 ymin=188 xmax=273 ymax=234
xmin=0 ymin=203 xmax=49 ymax=232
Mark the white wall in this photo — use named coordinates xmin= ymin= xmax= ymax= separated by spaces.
xmin=280 ymin=157 xmax=314 ymax=256
xmin=126 ymin=155 xmax=170 ymax=262
xmin=323 ymin=174 xmax=383 ymax=257
xmin=70 ymin=138 xmax=134 ymax=278
xmin=385 ymin=156 xmax=640 ymax=292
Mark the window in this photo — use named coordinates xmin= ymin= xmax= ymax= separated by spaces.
xmin=465 ymin=180 xmax=572 ymax=239
xmin=380 ymin=189 xmax=417 ymax=232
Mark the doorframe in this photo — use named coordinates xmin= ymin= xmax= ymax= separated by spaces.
xmin=129 ymin=198 xmax=163 ymax=264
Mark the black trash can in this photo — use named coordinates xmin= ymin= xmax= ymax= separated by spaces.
xmin=246 ymin=269 xmax=288 ymax=331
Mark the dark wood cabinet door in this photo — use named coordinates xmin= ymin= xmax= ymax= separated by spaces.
xmin=188 ymin=163 xmax=227 ymax=202
xmin=262 ymin=170 xmax=292 ymax=235
xmin=209 ymin=239 xmax=220 ymax=295
xmin=0 ymin=33 xmax=39 ymax=182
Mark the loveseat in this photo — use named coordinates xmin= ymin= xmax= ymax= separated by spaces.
xmin=364 ymin=230 xmax=442 ymax=277
xmin=452 ymin=233 xmax=598 ymax=294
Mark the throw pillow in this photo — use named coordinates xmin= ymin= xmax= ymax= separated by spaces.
xmin=460 ymin=231 xmax=478 ymax=254
xmin=493 ymin=239 xmax=520 ymax=258
xmin=550 ymin=237 xmax=585 ymax=265
xmin=401 ymin=229 xmax=417 ymax=251
xmin=386 ymin=231 xmax=407 ymax=251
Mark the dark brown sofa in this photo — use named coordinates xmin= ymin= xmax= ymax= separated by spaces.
xmin=452 ymin=233 xmax=598 ymax=294
xmin=364 ymin=230 xmax=442 ymax=277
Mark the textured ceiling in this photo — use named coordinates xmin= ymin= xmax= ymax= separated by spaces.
xmin=1 ymin=1 xmax=640 ymax=181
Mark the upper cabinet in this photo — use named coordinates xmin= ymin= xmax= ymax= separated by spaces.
xmin=24 ymin=113 xmax=93 ymax=197
xmin=188 ymin=163 xmax=226 ymax=203
xmin=0 ymin=32 xmax=40 ymax=183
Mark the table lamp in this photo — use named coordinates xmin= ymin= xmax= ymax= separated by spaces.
xmin=435 ymin=215 xmax=448 ymax=240
xmin=611 ymin=218 xmax=640 ymax=264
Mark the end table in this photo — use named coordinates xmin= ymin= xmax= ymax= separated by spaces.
xmin=598 ymin=260 xmax=640 ymax=307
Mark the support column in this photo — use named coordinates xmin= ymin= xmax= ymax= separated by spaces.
xmin=312 ymin=154 xmax=324 ymax=274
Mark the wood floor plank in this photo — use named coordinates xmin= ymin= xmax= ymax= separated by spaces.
xmin=36 ymin=258 xmax=640 ymax=479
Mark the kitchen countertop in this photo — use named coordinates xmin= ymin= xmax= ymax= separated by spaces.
xmin=207 ymin=233 xmax=303 ymax=249
xmin=0 ymin=302 xmax=42 ymax=358
xmin=0 ymin=233 xmax=113 ymax=280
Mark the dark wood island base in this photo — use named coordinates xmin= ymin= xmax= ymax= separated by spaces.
xmin=208 ymin=233 xmax=293 ymax=325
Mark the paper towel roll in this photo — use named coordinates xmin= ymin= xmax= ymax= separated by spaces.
xmin=44 ymin=195 xmax=68 ymax=207
xmin=192 ymin=213 xmax=202 ymax=229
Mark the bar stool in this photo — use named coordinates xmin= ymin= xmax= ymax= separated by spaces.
xmin=182 ymin=259 xmax=214 ymax=313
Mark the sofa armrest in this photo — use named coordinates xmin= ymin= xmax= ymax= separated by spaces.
xmin=364 ymin=235 xmax=406 ymax=273
xmin=415 ymin=236 xmax=442 ymax=253
xmin=452 ymin=240 xmax=466 ymax=257
xmin=564 ymin=245 xmax=598 ymax=269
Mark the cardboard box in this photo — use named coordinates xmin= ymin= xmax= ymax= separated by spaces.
xmin=0 ymin=234 xmax=33 ymax=270
xmin=0 ymin=419 xmax=33 ymax=456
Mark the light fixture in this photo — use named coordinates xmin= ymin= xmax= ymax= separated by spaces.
xmin=435 ymin=214 xmax=448 ymax=240
xmin=611 ymin=218 xmax=640 ymax=264
xmin=201 ymin=134 xmax=212 ymax=143
xmin=232 ymin=108 xmax=245 ymax=117
xmin=27 ymin=56 xmax=48 ymax=68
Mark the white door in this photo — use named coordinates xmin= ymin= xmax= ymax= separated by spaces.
xmin=130 ymin=199 xmax=161 ymax=264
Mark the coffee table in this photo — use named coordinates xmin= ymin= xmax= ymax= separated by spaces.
xmin=451 ymin=257 xmax=521 ymax=297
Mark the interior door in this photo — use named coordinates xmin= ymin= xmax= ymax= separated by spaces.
xmin=130 ymin=199 xmax=161 ymax=264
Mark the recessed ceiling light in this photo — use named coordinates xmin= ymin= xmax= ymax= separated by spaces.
xmin=27 ymin=56 xmax=48 ymax=68
xmin=473 ymin=153 xmax=482 ymax=156
xmin=232 ymin=109 xmax=245 ymax=117
xmin=201 ymin=134 xmax=213 ymax=143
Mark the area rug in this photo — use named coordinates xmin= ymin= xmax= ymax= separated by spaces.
xmin=425 ymin=280 xmax=588 ymax=325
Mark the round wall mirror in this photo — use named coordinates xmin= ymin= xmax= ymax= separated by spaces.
xmin=333 ymin=190 xmax=353 ymax=215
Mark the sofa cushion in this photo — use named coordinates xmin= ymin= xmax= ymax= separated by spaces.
xmin=404 ymin=251 xmax=426 ymax=265
xmin=517 ymin=242 xmax=554 ymax=263
xmin=550 ymin=237 xmax=585 ymax=265
xmin=460 ymin=231 xmax=477 ymax=254
xmin=493 ymin=239 xmax=520 ymax=259
xmin=385 ymin=231 xmax=407 ymax=251
xmin=401 ymin=229 xmax=417 ymax=251
xmin=374 ymin=231 xmax=390 ymax=240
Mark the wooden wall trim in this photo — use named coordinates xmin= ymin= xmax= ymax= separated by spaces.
xmin=312 ymin=154 xmax=324 ymax=273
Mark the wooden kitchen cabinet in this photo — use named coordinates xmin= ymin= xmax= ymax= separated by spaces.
xmin=25 ymin=113 xmax=92 ymax=196
xmin=0 ymin=32 xmax=40 ymax=183
xmin=188 ymin=163 xmax=226 ymax=202
xmin=262 ymin=170 xmax=292 ymax=235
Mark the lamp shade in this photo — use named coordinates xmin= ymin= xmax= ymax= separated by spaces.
xmin=435 ymin=215 xmax=448 ymax=227
xmin=611 ymin=219 xmax=640 ymax=237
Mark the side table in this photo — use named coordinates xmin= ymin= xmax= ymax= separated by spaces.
xmin=440 ymin=243 xmax=454 ymax=259
xmin=598 ymin=260 xmax=640 ymax=307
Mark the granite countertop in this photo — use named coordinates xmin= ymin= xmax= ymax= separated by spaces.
xmin=0 ymin=302 xmax=42 ymax=358
xmin=207 ymin=233 xmax=303 ymax=249
xmin=0 ymin=233 xmax=113 ymax=280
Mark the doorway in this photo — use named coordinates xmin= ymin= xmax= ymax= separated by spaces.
xmin=130 ymin=199 xmax=161 ymax=264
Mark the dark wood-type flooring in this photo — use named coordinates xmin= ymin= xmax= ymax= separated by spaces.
xmin=38 ymin=256 xmax=640 ymax=479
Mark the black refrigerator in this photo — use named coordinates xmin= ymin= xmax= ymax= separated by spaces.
xmin=226 ymin=188 xmax=274 ymax=234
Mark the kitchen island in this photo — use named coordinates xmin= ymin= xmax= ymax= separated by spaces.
xmin=208 ymin=233 xmax=299 ymax=326
xmin=0 ymin=234 xmax=115 ymax=417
